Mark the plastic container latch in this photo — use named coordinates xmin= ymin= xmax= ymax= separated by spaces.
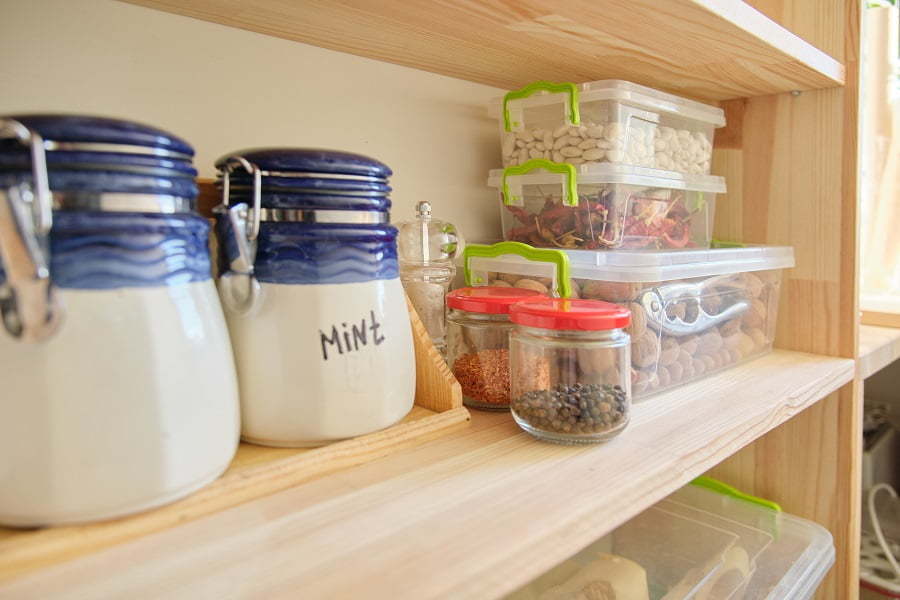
xmin=462 ymin=241 xmax=572 ymax=299
xmin=502 ymin=159 xmax=579 ymax=207
xmin=503 ymin=81 xmax=580 ymax=132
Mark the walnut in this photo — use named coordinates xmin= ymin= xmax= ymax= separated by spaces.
xmin=633 ymin=331 xmax=661 ymax=368
xmin=577 ymin=348 xmax=615 ymax=374
xmin=747 ymin=327 xmax=769 ymax=350
xmin=657 ymin=365 xmax=671 ymax=387
xmin=580 ymin=280 xmax=640 ymax=303
xmin=680 ymin=335 xmax=699 ymax=355
xmin=627 ymin=302 xmax=647 ymax=338
xmin=697 ymin=330 xmax=724 ymax=354
xmin=497 ymin=272 xmax=521 ymax=285
xmin=659 ymin=337 xmax=680 ymax=366
xmin=742 ymin=298 xmax=767 ymax=329
xmin=692 ymin=357 xmax=707 ymax=376
xmin=667 ymin=361 xmax=684 ymax=383
xmin=720 ymin=317 xmax=742 ymax=337
xmin=741 ymin=272 xmax=765 ymax=298
xmin=514 ymin=278 xmax=550 ymax=294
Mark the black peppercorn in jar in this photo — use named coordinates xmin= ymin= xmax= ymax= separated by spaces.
xmin=508 ymin=298 xmax=631 ymax=444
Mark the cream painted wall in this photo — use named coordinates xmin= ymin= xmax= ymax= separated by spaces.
xmin=0 ymin=0 xmax=504 ymax=242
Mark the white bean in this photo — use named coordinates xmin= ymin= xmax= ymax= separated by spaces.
xmin=579 ymin=139 xmax=597 ymax=150
xmin=582 ymin=148 xmax=604 ymax=161
xmin=606 ymin=149 xmax=624 ymax=162
xmin=560 ymin=146 xmax=583 ymax=157
xmin=553 ymin=124 xmax=570 ymax=138
xmin=502 ymin=134 xmax=516 ymax=157
xmin=529 ymin=149 xmax=543 ymax=159
xmin=552 ymin=151 xmax=564 ymax=163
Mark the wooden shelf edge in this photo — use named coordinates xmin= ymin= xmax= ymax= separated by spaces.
xmin=121 ymin=0 xmax=843 ymax=101
xmin=859 ymin=323 xmax=900 ymax=379
xmin=0 ymin=351 xmax=854 ymax=599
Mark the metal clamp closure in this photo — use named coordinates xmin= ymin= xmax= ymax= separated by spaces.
xmin=0 ymin=118 xmax=62 ymax=342
xmin=214 ymin=155 xmax=262 ymax=314
xmin=640 ymin=274 xmax=750 ymax=337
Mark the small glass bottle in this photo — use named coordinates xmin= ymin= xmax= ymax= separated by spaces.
xmin=508 ymin=298 xmax=632 ymax=444
xmin=396 ymin=201 xmax=462 ymax=354
xmin=446 ymin=287 xmax=546 ymax=410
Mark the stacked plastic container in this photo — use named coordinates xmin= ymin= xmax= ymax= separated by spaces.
xmin=505 ymin=481 xmax=835 ymax=600
xmin=480 ymin=80 xmax=795 ymax=401
xmin=466 ymin=244 xmax=794 ymax=400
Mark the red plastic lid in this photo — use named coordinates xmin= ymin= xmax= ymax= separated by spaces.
xmin=446 ymin=286 xmax=546 ymax=314
xmin=509 ymin=298 xmax=631 ymax=331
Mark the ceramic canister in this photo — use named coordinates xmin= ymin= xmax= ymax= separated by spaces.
xmin=214 ymin=148 xmax=415 ymax=447
xmin=0 ymin=115 xmax=240 ymax=527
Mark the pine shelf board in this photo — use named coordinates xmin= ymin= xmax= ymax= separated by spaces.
xmin=0 ymin=350 xmax=853 ymax=599
xmin=119 ymin=0 xmax=844 ymax=102
xmin=859 ymin=324 xmax=900 ymax=379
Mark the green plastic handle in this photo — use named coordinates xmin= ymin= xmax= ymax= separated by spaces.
xmin=502 ymin=159 xmax=579 ymax=207
xmin=462 ymin=241 xmax=572 ymax=299
xmin=503 ymin=81 xmax=580 ymax=132
xmin=691 ymin=476 xmax=782 ymax=512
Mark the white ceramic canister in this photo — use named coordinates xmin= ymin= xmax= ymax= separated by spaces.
xmin=0 ymin=115 xmax=240 ymax=527
xmin=214 ymin=149 xmax=415 ymax=447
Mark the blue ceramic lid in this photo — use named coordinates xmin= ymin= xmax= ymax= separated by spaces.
xmin=0 ymin=171 xmax=198 ymax=199
xmin=225 ymin=189 xmax=390 ymax=212
xmin=216 ymin=148 xmax=392 ymax=180
xmin=0 ymin=151 xmax=197 ymax=178
xmin=2 ymin=114 xmax=194 ymax=158
xmin=224 ymin=173 xmax=391 ymax=194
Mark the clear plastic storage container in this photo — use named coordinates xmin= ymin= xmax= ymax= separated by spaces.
xmin=508 ymin=298 xmax=632 ymax=444
xmin=489 ymin=160 xmax=725 ymax=250
xmin=446 ymin=287 xmax=546 ymax=410
xmin=506 ymin=480 xmax=835 ymax=600
xmin=491 ymin=80 xmax=725 ymax=175
xmin=467 ymin=243 xmax=795 ymax=400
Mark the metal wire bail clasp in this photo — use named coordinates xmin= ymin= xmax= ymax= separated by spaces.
xmin=0 ymin=118 xmax=62 ymax=341
xmin=214 ymin=155 xmax=262 ymax=314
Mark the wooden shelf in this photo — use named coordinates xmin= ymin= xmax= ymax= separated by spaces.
xmin=0 ymin=350 xmax=853 ymax=599
xmin=121 ymin=0 xmax=844 ymax=101
xmin=859 ymin=324 xmax=900 ymax=379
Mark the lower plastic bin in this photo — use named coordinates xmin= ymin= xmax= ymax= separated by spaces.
xmin=504 ymin=482 xmax=834 ymax=600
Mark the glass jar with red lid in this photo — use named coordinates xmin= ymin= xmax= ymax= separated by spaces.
xmin=446 ymin=286 xmax=547 ymax=410
xmin=509 ymin=298 xmax=631 ymax=444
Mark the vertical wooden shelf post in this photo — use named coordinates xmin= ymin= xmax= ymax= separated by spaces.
xmin=709 ymin=2 xmax=862 ymax=598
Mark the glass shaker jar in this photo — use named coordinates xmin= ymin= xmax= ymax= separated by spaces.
xmin=446 ymin=287 xmax=546 ymax=410
xmin=509 ymin=298 xmax=631 ymax=444
xmin=0 ymin=115 xmax=240 ymax=526
xmin=214 ymin=148 xmax=415 ymax=447
xmin=396 ymin=201 xmax=462 ymax=355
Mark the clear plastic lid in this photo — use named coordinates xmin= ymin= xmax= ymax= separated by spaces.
xmin=488 ymin=162 xmax=726 ymax=194
xmin=468 ymin=245 xmax=795 ymax=285
xmin=670 ymin=485 xmax=836 ymax=600
xmin=489 ymin=79 xmax=726 ymax=127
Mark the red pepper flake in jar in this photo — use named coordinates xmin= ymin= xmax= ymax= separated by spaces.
xmin=452 ymin=349 xmax=511 ymax=409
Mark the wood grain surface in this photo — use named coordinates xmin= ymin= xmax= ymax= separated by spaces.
xmin=711 ymin=2 xmax=862 ymax=598
xmin=119 ymin=0 xmax=843 ymax=101
xmin=0 ymin=351 xmax=852 ymax=598
xmin=858 ymin=324 xmax=900 ymax=379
